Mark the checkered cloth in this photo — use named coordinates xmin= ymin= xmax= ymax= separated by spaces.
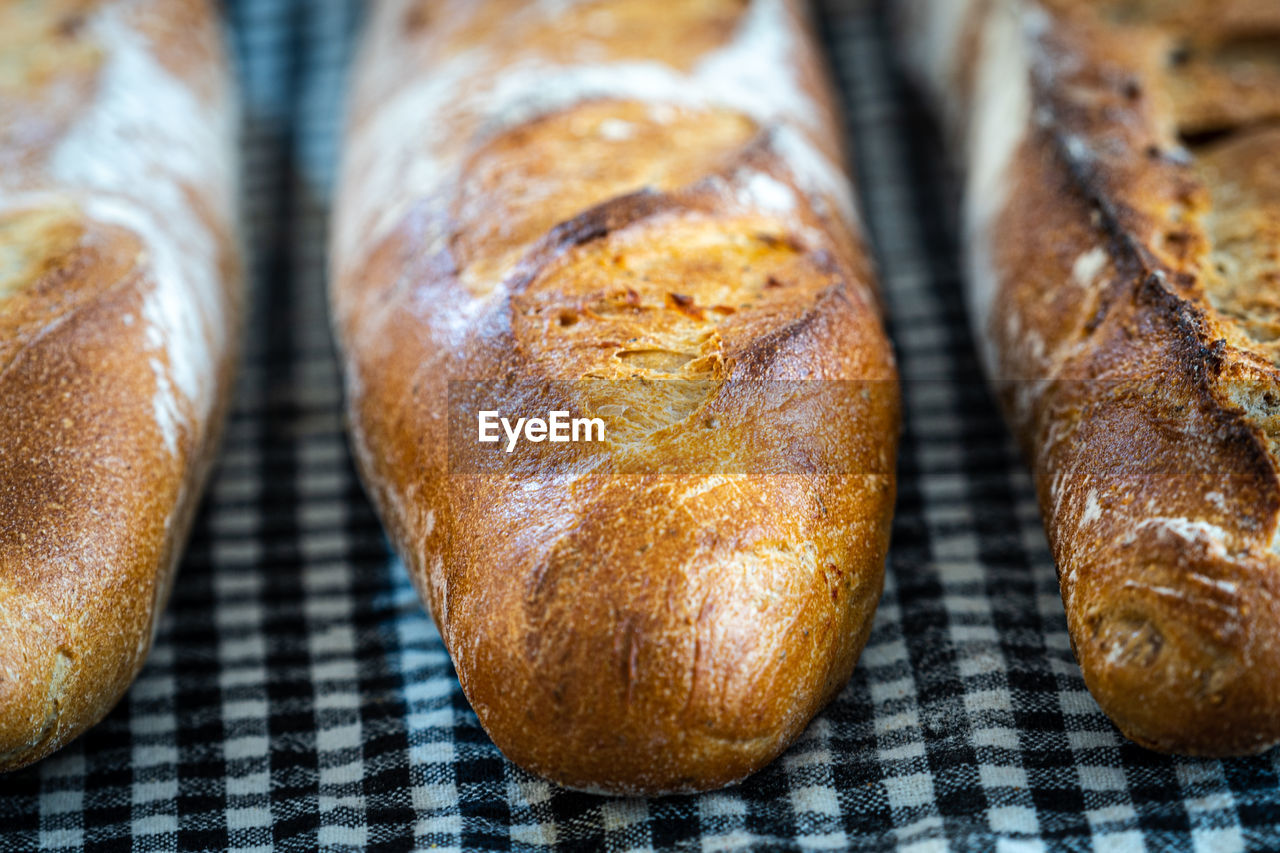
xmin=3 ymin=0 xmax=1279 ymax=849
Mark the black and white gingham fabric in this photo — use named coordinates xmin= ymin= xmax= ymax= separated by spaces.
xmin=3 ymin=1 xmax=1280 ymax=850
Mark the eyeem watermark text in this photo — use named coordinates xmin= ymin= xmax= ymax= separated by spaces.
xmin=478 ymin=410 xmax=606 ymax=453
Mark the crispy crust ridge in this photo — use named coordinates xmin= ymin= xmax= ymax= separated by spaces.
xmin=898 ymin=0 xmax=1280 ymax=754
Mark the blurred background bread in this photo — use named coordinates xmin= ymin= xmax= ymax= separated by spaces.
xmin=897 ymin=0 xmax=1280 ymax=755
xmin=0 ymin=0 xmax=241 ymax=770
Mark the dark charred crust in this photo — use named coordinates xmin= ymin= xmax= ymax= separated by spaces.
xmin=1030 ymin=28 xmax=1280 ymax=493
xmin=500 ymin=129 xmax=838 ymax=302
xmin=1044 ymin=130 xmax=1153 ymax=282
xmin=548 ymin=189 xmax=669 ymax=249
xmin=504 ymin=189 xmax=674 ymax=296
xmin=729 ymin=281 xmax=846 ymax=379
xmin=1135 ymin=269 xmax=1207 ymax=344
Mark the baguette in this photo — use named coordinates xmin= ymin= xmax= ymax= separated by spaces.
xmin=897 ymin=0 xmax=1280 ymax=754
xmin=333 ymin=0 xmax=899 ymax=794
xmin=0 ymin=0 xmax=240 ymax=770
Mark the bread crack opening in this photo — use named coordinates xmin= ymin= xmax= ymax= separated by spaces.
xmin=509 ymin=215 xmax=840 ymax=447
xmin=1190 ymin=125 xmax=1280 ymax=360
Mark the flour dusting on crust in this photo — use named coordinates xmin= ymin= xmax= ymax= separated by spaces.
xmin=338 ymin=0 xmax=854 ymax=271
xmin=46 ymin=1 xmax=236 ymax=453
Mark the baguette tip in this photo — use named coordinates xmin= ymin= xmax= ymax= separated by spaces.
xmin=1077 ymin=565 xmax=1280 ymax=757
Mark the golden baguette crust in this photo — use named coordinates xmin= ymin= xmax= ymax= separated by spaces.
xmin=0 ymin=0 xmax=240 ymax=770
xmin=334 ymin=0 xmax=898 ymax=794
xmin=898 ymin=0 xmax=1280 ymax=754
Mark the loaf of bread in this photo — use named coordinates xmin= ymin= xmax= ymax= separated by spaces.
xmin=0 ymin=0 xmax=240 ymax=770
xmin=897 ymin=0 xmax=1280 ymax=754
xmin=333 ymin=0 xmax=899 ymax=794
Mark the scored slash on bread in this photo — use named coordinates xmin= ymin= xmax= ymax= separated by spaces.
xmin=332 ymin=0 xmax=899 ymax=794
xmin=0 ymin=0 xmax=240 ymax=770
xmin=896 ymin=0 xmax=1280 ymax=755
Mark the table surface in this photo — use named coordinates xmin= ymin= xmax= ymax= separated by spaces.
xmin=2 ymin=1 xmax=1278 ymax=850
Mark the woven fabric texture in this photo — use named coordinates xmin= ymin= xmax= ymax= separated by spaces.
xmin=1 ymin=0 xmax=1279 ymax=850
